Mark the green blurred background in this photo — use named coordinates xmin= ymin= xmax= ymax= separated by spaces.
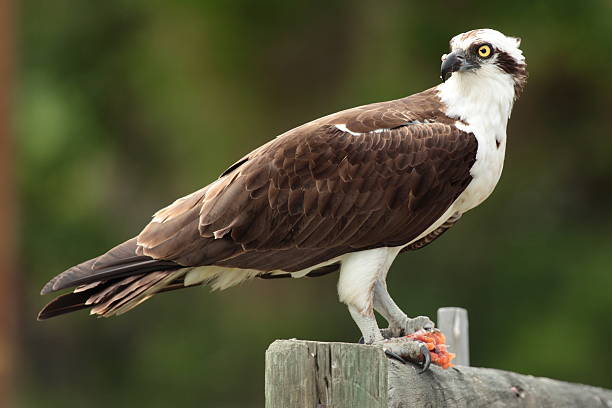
xmin=12 ymin=0 xmax=612 ymax=406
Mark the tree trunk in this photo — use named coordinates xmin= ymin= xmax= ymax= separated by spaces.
xmin=0 ymin=0 xmax=15 ymax=405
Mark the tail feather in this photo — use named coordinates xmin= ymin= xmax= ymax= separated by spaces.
xmin=40 ymin=238 xmax=180 ymax=295
xmin=37 ymin=291 xmax=93 ymax=320
xmin=38 ymin=270 xmax=191 ymax=320
xmin=90 ymin=270 xmax=185 ymax=316
xmin=39 ymin=236 xmax=190 ymax=320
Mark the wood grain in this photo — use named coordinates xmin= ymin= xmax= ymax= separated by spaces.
xmin=266 ymin=339 xmax=612 ymax=408
xmin=265 ymin=340 xmax=387 ymax=408
xmin=438 ymin=307 xmax=470 ymax=366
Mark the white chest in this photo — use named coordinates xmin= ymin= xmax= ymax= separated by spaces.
xmin=453 ymin=121 xmax=506 ymax=214
xmin=436 ymin=71 xmax=514 ymax=215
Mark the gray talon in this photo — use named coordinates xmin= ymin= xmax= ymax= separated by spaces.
xmin=383 ymin=316 xmax=435 ymax=338
xmin=384 ymin=349 xmax=407 ymax=364
xmin=380 ymin=327 xmax=399 ymax=339
xmin=418 ymin=344 xmax=431 ymax=374
xmin=373 ymin=338 xmax=432 ymax=372
xmin=406 ymin=316 xmax=435 ymax=334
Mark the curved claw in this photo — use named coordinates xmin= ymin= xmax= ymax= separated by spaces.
xmin=384 ymin=349 xmax=407 ymax=364
xmin=358 ymin=336 xmax=365 ymax=344
xmin=417 ymin=344 xmax=431 ymax=374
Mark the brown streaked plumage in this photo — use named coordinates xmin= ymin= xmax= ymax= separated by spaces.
xmin=496 ymin=50 xmax=528 ymax=97
xmin=39 ymin=87 xmax=477 ymax=319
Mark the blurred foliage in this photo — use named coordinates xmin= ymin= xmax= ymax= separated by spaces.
xmin=15 ymin=0 xmax=612 ymax=406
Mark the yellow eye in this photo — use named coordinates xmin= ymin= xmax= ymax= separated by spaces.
xmin=478 ymin=45 xmax=492 ymax=58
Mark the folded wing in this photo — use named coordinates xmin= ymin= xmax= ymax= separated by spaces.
xmin=39 ymin=89 xmax=478 ymax=318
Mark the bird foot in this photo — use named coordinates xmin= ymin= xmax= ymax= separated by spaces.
xmin=381 ymin=315 xmax=435 ymax=339
xmin=374 ymin=338 xmax=431 ymax=373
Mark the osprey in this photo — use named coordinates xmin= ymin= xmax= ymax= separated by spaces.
xmin=39 ymin=29 xmax=527 ymax=367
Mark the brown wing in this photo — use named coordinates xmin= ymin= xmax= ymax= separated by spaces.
xmin=39 ymin=88 xmax=477 ymax=318
xmin=137 ymin=104 xmax=477 ymax=271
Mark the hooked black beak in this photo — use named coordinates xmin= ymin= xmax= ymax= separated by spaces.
xmin=440 ymin=49 xmax=471 ymax=82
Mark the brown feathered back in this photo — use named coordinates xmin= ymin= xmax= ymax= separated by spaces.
xmin=39 ymin=87 xmax=478 ymax=319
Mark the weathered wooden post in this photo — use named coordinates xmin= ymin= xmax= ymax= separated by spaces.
xmin=265 ymin=340 xmax=388 ymax=408
xmin=265 ymin=308 xmax=612 ymax=407
xmin=437 ymin=307 xmax=470 ymax=366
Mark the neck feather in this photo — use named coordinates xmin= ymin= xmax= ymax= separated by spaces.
xmin=436 ymin=67 xmax=516 ymax=130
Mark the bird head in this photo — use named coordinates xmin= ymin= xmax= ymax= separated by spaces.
xmin=440 ymin=29 xmax=527 ymax=98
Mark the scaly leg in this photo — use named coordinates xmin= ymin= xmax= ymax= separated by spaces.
xmin=338 ymin=248 xmax=431 ymax=370
xmin=348 ymin=305 xmax=383 ymax=343
xmin=373 ymin=280 xmax=434 ymax=338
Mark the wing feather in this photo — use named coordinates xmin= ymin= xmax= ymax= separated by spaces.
xmin=39 ymin=87 xmax=477 ymax=318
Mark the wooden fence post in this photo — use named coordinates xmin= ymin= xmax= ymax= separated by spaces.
xmin=265 ymin=340 xmax=387 ymax=408
xmin=265 ymin=307 xmax=612 ymax=407
xmin=265 ymin=339 xmax=612 ymax=407
xmin=437 ymin=307 xmax=470 ymax=366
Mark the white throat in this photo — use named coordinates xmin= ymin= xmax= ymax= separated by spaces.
xmin=435 ymin=68 xmax=517 ymax=215
xmin=437 ymin=67 xmax=516 ymax=131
